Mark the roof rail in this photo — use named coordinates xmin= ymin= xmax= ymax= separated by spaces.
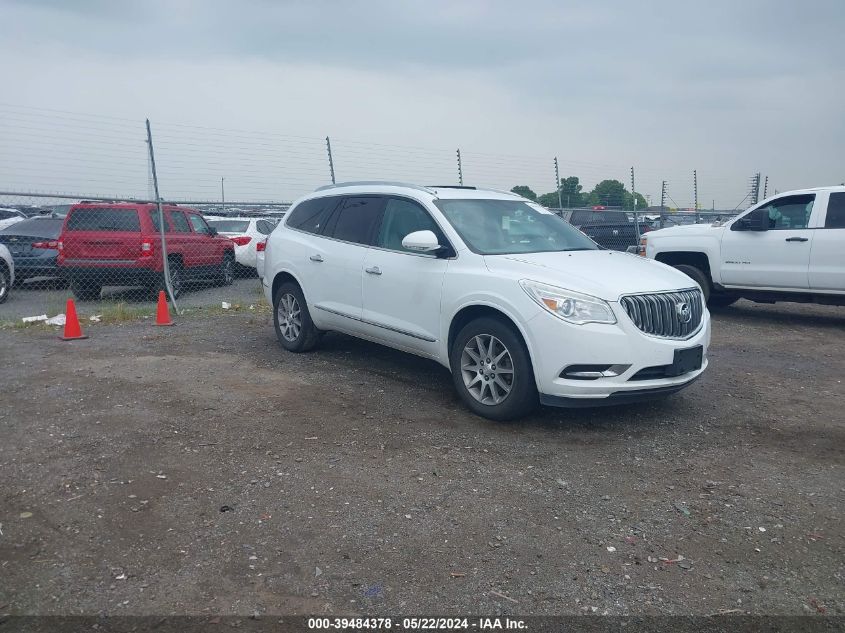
xmin=314 ymin=181 xmax=434 ymax=194
xmin=427 ymin=185 xmax=477 ymax=190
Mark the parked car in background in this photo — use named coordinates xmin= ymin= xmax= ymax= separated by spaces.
xmin=205 ymin=216 xmax=279 ymax=274
xmin=264 ymin=182 xmax=710 ymax=421
xmin=256 ymin=238 xmax=268 ymax=279
xmin=0 ymin=208 xmax=27 ymax=231
xmin=0 ymin=217 xmax=65 ymax=287
xmin=641 ymin=186 xmax=845 ymax=306
xmin=0 ymin=243 xmax=13 ymax=304
xmin=58 ymin=202 xmax=236 ymax=300
xmin=561 ymin=209 xmax=643 ymax=251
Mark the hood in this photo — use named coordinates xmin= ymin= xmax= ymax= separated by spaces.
xmin=484 ymin=250 xmax=696 ymax=301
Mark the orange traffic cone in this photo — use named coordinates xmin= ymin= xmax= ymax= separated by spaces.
xmin=59 ymin=298 xmax=88 ymax=341
xmin=155 ymin=290 xmax=175 ymax=326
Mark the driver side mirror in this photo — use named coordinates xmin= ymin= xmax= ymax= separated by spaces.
xmin=402 ymin=230 xmax=441 ymax=253
xmin=208 ymin=227 xmax=219 ymax=237
xmin=734 ymin=209 xmax=768 ymax=232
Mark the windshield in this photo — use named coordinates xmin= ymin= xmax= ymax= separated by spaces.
xmin=434 ymin=199 xmax=598 ymax=255
xmin=207 ymin=219 xmax=250 ymax=233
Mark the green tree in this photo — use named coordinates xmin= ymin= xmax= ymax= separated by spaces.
xmin=559 ymin=176 xmax=583 ymax=207
xmin=537 ymin=192 xmax=560 ymax=207
xmin=588 ymin=180 xmax=628 ymax=207
xmin=510 ymin=185 xmax=537 ymax=201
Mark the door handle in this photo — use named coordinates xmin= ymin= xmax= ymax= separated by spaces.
xmin=309 ymin=254 xmax=324 ymax=262
xmin=784 ymin=237 xmax=808 ymax=242
xmin=365 ymin=266 xmax=382 ymax=275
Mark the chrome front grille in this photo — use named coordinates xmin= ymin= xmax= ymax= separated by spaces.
xmin=620 ymin=288 xmax=704 ymax=339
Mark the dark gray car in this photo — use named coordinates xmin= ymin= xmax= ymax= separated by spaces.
xmin=0 ymin=217 xmax=65 ymax=285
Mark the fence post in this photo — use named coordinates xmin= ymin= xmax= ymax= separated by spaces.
xmin=326 ymin=136 xmax=336 ymax=184
xmin=554 ymin=157 xmax=562 ymax=210
xmin=660 ymin=180 xmax=667 ymax=228
xmin=456 ymin=149 xmax=463 ymax=186
xmin=631 ymin=166 xmax=640 ymax=238
xmin=221 ymin=177 xmax=225 ymax=215
xmin=145 ymin=119 xmax=179 ymax=313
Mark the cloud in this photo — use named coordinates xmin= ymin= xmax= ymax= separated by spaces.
xmin=0 ymin=0 xmax=843 ymax=206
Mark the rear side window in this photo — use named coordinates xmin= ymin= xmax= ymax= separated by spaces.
xmin=208 ymin=219 xmax=250 ymax=233
xmin=327 ymin=197 xmax=385 ymax=245
xmin=287 ymin=197 xmax=339 ymax=234
xmin=148 ymin=209 xmax=165 ymax=232
xmin=256 ymin=219 xmax=276 ymax=235
xmin=169 ymin=211 xmax=191 ymax=233
xmin=66 ymin=208 xmax=140 ymax=232
xmin=188 ymin=214 xmax=211 ymax=234
xmin=0 ymin=209 xmax=19 ymax=220
xmin=825 ymin=192 xmax=845 ymax=229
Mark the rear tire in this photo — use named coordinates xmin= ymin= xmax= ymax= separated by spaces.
xmin=0 ymin=264 xmax=10 ymax=304
xmin=70 ymin=278 xmax=101 ymax=301
xmin=217 ymin=254 xmax=235 ymax=286
xmin=167 ymin=260 xmax=184 ymax=299
xmin=450 ymin=317 xmax=538 ymax=422
xmin=273 ymin=282 xmax=321 ymax=352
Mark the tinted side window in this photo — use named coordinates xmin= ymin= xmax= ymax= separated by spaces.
xmin=376 ymin=198 xmax=443 ymax=252
xmin=286 ymin=197 xmax=339 ymax=234
xmin=256 ymin=219 xmax=275 ymax=235
xmin=0 ymin=210 xmax=15 ymax=220
xmin=169 ymin=211 xmax=191 ymax=233
xmin=760 ymin=194 xmax=814 ymax=229
xmin=66 ymin=208 xmax=140 ymax=232
xmin=148 ymin=209 xmax=165 ymax=233
xmin=825 ymin=192 xmax=845 ymax=229
xmin=328 ymin=197 xmax=385 ymax=245
xmin=188 ymin=214 xmax=211 ymax=234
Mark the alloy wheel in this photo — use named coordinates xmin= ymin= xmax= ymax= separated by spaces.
xmin=460 ymin=334 xmax=514 ymax=405
xmin=277 ymin=292 xmax=302 ymax=342
xmin=0 ymin=269 xmax=7 ymax=300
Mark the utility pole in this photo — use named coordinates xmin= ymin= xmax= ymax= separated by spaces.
xmin=145 ymin=119 xmax=178 ymax=313
xmin=660 ymin=180 xmax=667 ymax=228
xmin=221 ymin=177 xmax=225 ymax=215
xmin=554 ymin=157 xmax=562 ymax=209
xmin=693 ymin=169 xmax=698 ymax=211
xmin=325 ymin=136 xmax=336 ymax=184
xmin=631 ymin=166 xmax=639 ymax=237
xmin=456 ymin=149 xmax=463 ymax=186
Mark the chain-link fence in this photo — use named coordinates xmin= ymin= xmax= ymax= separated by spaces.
xmin=0 ymin=103 xmax=754 ymax=323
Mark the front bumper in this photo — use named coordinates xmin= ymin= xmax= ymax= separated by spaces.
xmin=527 ymin=301 xmax=711 ymax=405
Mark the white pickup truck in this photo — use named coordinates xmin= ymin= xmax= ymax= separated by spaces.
xmin=640 ymin=186 xmax=845 ymax=307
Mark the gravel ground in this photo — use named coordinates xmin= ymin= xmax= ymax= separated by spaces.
xmin=0 ymin=300 xmax=842 ymax=617
xmin=0 ymin=276 xmax=264 ymax=322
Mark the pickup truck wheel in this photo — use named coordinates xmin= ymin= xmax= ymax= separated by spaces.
xmin=450 ymin=317 xmax=538 ymax=422
xmin=0 ymin=265 xmax=9 ymax=304
xmin=274 ymin=282 xmax=320 ymax=352
xmin=70 ymin=278 xmax=102 ymax=301
xmin=672 ymin=264 xmax=711 ymax=302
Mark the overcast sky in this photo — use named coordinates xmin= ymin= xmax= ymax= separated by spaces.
xmin=1 ymin=0 xmax=843 ymax=207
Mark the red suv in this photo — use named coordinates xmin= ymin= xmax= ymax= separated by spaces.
xmin=57 ymin=202 xmax=236 ymax=300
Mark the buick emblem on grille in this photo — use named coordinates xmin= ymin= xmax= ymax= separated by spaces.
xmin=676 ymin=301 xmax=692 ymax=323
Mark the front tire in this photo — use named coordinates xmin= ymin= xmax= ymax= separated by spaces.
xmin=273 ymin=282 xmax=320 ymax=352
xmin=450 ymin=317 xmax=537 ymax=421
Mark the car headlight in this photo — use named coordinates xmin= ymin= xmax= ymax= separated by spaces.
xmin=520 ymin=280 xmax=617 ymax=325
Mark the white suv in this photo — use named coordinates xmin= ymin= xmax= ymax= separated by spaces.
xmin=263 ymin=183 xmax=711 ymax=420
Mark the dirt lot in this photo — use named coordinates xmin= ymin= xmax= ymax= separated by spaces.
xmin=0 ymin=300 xmax=842 ymax=617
